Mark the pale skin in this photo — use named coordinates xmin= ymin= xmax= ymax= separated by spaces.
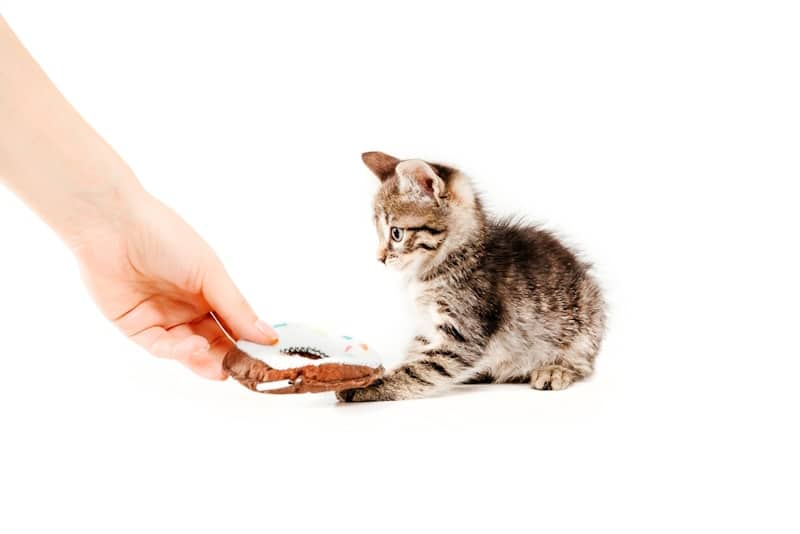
xmin=0 ymin=16 xmax=277 ymax=379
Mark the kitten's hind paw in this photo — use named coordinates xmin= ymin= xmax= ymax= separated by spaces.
xmin=530 ymin=365 xmax=576 ymax=391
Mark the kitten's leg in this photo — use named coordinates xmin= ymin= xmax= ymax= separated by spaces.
xmin=337 ymin=346 xmax=480 ymax=402
xmin=461 ymin=371 xmax=495 ymax=384
xmin=407 ymin=335 xmax=431 ymax=357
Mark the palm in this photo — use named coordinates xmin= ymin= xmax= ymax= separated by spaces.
xmin=73 ymin=196 xmax=258 ymax=379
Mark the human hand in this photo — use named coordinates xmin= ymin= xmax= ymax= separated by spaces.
xmin=69 ymin=189 xmax=277 ymax=379
xmin=0 ymin=17 xmax=277 ymax=379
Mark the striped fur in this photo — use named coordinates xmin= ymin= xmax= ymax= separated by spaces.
xmin=337 ymin=152 xmax=606 ymax=402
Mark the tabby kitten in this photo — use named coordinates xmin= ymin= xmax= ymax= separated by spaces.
xmin=337 ymin=152 xmax=605 ymax=402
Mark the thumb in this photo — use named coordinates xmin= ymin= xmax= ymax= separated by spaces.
xmin=202 ymin=261 xmax=278 ymax=344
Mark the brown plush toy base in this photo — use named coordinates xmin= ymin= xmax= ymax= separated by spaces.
xmin=224 ymin=346 xmax=384 ymax=394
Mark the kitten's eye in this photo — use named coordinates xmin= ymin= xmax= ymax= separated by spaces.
xmin=390 ymin=227 xmax=405 ymax=242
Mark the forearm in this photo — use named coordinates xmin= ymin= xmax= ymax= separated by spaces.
xmin=0 ymin=16 xmax=143 ymax=246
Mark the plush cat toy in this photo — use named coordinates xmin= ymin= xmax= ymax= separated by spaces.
xmin=224 ymin=323 xmax=384 ymax=394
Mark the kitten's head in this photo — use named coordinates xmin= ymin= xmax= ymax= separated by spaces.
xmin=362 ymin=151 xmax=482 ymax=274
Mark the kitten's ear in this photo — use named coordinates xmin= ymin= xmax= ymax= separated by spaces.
xmin=396 ymin=159 xmax=447 ymax=203
xmin=362 ymin=151 xmax=400 ymax=181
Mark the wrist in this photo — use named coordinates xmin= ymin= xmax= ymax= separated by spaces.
xmin=0 ymin=107 xmax=150 ymax=250
xmin=59 ymin=169 xmax=150 ymax=253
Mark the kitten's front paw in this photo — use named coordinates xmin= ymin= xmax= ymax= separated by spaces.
xmin=336 ymin=388 xmax=358 ymax=402
xmin=336 ymin=380 xmax=387 ymax=402
xmin=530 ymin=365 xmax=576 ymax=391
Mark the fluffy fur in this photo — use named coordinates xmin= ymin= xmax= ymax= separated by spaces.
xmin=337 ymin=152 xmax=606 ymax=402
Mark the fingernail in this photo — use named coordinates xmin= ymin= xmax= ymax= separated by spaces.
xmin=255 ymin=319 xmax=279 ymax=344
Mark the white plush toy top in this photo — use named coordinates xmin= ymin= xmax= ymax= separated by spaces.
xmin=236 ymin=322 xmax=383 ymax=371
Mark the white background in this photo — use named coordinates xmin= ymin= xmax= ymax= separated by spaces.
xmin=1 ymin=1 xmax=798 ymax=532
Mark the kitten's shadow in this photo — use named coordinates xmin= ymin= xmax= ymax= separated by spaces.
xmin=434 ymin=384 xmax=495 ymax=398
xmin=434 ymin=383 xmax=530 ymax=398
xmin=332 ymin=383 xmax=528 ymax=407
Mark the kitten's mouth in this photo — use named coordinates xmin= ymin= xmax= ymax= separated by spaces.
xmin=385 ymin=256 xmax=407 ymax=269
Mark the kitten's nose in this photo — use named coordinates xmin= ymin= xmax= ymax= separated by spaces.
xmin=377 ymin=249 xmax=387 ymax=263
